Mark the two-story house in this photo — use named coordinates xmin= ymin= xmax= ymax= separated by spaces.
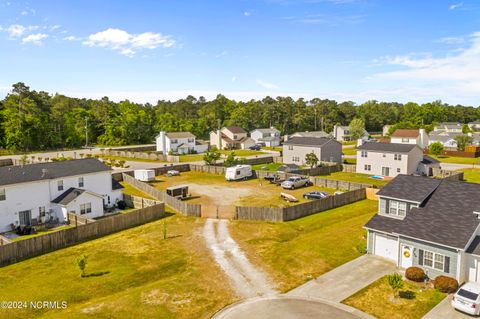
xmin=365 ymin=175 xmax=480 ymax=284
xmin=356 ymin=142 xmax=426 ymax=177
xmin=433 ymin=122 xmax=463 ymax=133
xmin=333 ymin=125 xmax=368 ymax=142
xmin=468 ymin=121 xmax=480 ymax=131
xmin=250 ymin=127 xmax=281 ymax=147
xmin=0 ymin=158 xmax=123 ymax=232
xmin=210 ymin=126 xmax=255 ymax=150
xmin=282 ymin=137 xmax=342 ymax=165
xmin=156 ymin=131 xmax=208 ymax=154
xmin=390 ymin=129 xmax=429 ymax=149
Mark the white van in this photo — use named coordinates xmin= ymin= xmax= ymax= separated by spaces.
xmin=225 ymin=165 xmax=253 ymax=181
xmin=134 ymin=169 xmax=155 ymax=182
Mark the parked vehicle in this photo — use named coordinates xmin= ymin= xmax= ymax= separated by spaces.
xmin=452 ymin=282 xmax=480 ymax=315
xmin=225 ymin=165 xmax=253 ymax=181
xmin=280 ymin=192 xmax=299 ymax=202
xmin=303 ymin=191 xmax=329 ymax=200
xmin=249 ymin=144 xmax=261 ymax=151
xmin=166 ymin=185 xmax=190 ymax=200
xmin=264 ymin=174 xmax=284 ymax=184
xmin=134 ymin=169 xmax=155 ymax=182
xmin=281 ymin=176 xmax=312 ymax=189
xmin=166 ymin=170 xmax=180 ymax=177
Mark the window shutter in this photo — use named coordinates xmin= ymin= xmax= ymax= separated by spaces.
xmin=444 ymin=256 xmax=450 ymax=273
xmin=418 ymin=249 xmax=424 ymax=266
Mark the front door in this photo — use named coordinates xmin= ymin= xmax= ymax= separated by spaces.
xmin=19 ymin=210 xmax=32 ymax=226
xmin=401 ymin=245 xmax=413 ymax=268
xmin=382 ymin=167 xmax=390 ymax=177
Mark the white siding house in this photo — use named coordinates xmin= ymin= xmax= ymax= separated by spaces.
xmin=250 ymin=127 xmax=281 ymax=147
xmin=210 ymin=126 xmax=255 ymax=150
xmin=333 ymin=125 xmax=368 ymax=142
xmin=0 ymin=159 xmax=123 ymax=232
xmin=156 ymin=131 xmax=208 ymax=154
xmin=283 ymin=137 xmax=342 ymax=165
xmin=356 ymin=142 xmax=424 ymax=177
xmin=390 ymin=129 xmax=429 ymax=149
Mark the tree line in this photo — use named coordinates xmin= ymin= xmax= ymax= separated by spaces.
xmin=0 ymin=82 xmax=479 ymax=152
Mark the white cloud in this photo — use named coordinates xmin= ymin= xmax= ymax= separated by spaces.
xmin=256 ymin=79 xmax=280 ymax=90
xmin=244 ymin=11 xmax=251 ymax=16
xmin=83 ymin=28 xmax=175 ymax=56
xmin=437 ymin=36 xmax=465 ymax=44
xmin=63 ymin=35 xmax=80 ymax=41
xmin=3 ymin=24 xmax=39 ymax=38
xmin=231 ymin=76 xmax=237 ymax=82
xmin=21 ymin=33 xmax=48 ymax=45
xmin=449 ymin=2 xmax=463 ymax=10
xmin=215 ymin=50 xmax=228 ymax=58
xmin=369 ymin=31 xmax=480 ymax=104
xmin=21 ymin=10 xmax=28 ymax=16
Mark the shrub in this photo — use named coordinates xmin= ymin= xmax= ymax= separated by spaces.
xmin=117 ymin=200 xmax=127 ymax=210
xmin=387 ymin=273 xmax=404 ymax=298
xmin=434 ymin=276 xmax=458 ymax=293
xmin=399 ymin=290 xmax=416 ymax=299
xmin=405 ymin=267 xmax=426 ymax=282
xmin=76 ymin=255 xmax=88 ymax=277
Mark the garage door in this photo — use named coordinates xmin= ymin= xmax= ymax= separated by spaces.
xmin=467 ymin=255 xmax=480 ymax=283
xmin=374 ymin=233 xmax=399 ymax=262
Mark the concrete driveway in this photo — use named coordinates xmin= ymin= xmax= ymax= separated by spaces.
xmin=287 ymin=254 xmax=397 ymax=302
xmin=213 ymin=296 xmax=374 ymax=319
xmin=423 ymin=295 xmax=476 ymax=319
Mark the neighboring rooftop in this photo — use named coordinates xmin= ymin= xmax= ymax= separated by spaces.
xmin=165 ymin=132 xmax=195 ymax=139
xmin=224 ymin=126 xmax=247 ymax=134
xmin=291 ymin=131 xmax=331 ymax=138
xmin=391 ymin=129 xmax=420 ymax=138
xmin=51 ymin=188 xmax=86 ymax=205
xmin=0 ymin=158 xmax=111 ymax=187
xmin=252 ymin=127 xmax=280 ymax=133
xmin=376 ymin=174 xmax=442 ymax=203
xmin=357 ymin=142 xmax=419 ymax=153
xmin=283 ymin=136 xmax=337 ymax=146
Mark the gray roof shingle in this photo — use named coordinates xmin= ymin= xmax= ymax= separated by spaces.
xmin=0 ymin=158 xmax=111 ymax=186
xmin=357 ymin=142 xmax=419 ymax=153
xmin=376 ymin=175 xmax=442 ymax=203
xmin=283 ymin=136 xmax=337 ymax=147
xmin=51 ymin=188 xmax=86 ymax=205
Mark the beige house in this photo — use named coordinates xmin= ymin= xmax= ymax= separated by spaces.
xmin=282 ymin=137 xmax=342 ymax=165
xmin=390 ymin=129 xmax=429 ymax=149
xmin=356 ymin=142 xmax=424 ymax=177
xmin=209 ymin=126 xmax=255 ymax=150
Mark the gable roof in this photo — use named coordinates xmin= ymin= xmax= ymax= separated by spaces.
xmin=357 ymin=142 xmax=419 ymax=153
xmin=51 ymin=187 xmax=102 ymax=205
xmin=376 ymin=174 xmax=441 ymax=203
xmin=283 ymin=136 xmax=338 ymax=147
xmin=165 ymin=132 xmax=195 ymax=139
xmin=292 ymin=131 xmax=331 ymax=138
xmin=252 ymin=127 xmax=280 ymax=134
xmin=391 ymin=129 xmax=420 ymax=138
xmin=366 ymin=177 xmax=480 ymax=249
xmin=0 ymin=158 xmax=111 ymax=187
xmin=223 ymin=126 xmax=247 ymax=134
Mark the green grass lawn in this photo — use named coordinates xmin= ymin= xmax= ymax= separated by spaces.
xmin=179 ymin=150 xmax=267 ymax=163
xmin=0 ymin=213 xmax=235 ymax=319
xmin=458 ymin=168 xmax=480 ymax=183
xmin=99 ymin=155 xmax=165 ymax=164
xmin=324 ymin=172 xmax=389 ymax=187
xmin=343 ymin=158 xmax=357 ymax=164
xmin=342 ymin=147 xmax=357 ymax=156
xmin=343 ymin=276 xmax=445 ymax=319
xmin=120 ymin=181 xmax=156 ymax=200
xmin=431 ymin=155 xmax=480 ymax=165
xmin=341 ymin=141 xmax=357 ymax=145
xmin=252 ymin=163 xmax=283 ymax=171
xmin=230 ymin=200 xmax=377 ymax=291
xmin=262 ymin=146 xmax=282 ymax=151
xmin=9 ymin=225 xmax=74 ymax=242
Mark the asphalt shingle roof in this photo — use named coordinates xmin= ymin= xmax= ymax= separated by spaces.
xmin=224 ymin=126 xmax=247 ymax=134
xmin=391 ymin=129 xmax=420 ymax=138
xmin=0 ymin=158 xmax=111 ymax=186
xmin=283 ymin=136 xmax=337 ymax=147
xmin=51 ymin=188 xmax=86 ymax=205
xmin=366 ymin=176 xmax=480 ymax=249
xmin=165 ymin=132 xmax=195 ymax=139
xmin=357 ymin=142 xmax=419 ymax=153
xmin=376 ymin=175 xmax=441 ymax=203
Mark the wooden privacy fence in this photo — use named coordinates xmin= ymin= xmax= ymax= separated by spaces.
xmin=432 ymin=168 xmax=464 ymax=181
xmin=189 ymin=164 xmax=227 ymax=175
xmin=0 ymin=204 xmax=165 ymax=267
xmin=342 ymin=164 xmax=357 ymax=173
xmin=122 ymin=173 xmax=201 ymax=217
xmin=67 ymin=213 xmax=95 ymax=226
xmin=235 ymin=188 xmax=366 ymax=222
xmin=123 ymin=194 xmax=162 ymax=209
xmin=112 ymin=163 xmax=191 ymax=181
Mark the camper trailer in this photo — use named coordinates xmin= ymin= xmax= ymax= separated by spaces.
xmin=225 ymin=165 xmax=253 ymax=181
xmin=134 ymin=169 xmax=155 ymax=182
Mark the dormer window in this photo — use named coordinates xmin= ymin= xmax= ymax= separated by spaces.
xmin=389 ymin=200 xmax=407 ymax=217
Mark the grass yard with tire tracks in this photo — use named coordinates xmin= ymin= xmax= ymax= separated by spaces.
xmin=230 ymin=199 xmax=378 ymax=292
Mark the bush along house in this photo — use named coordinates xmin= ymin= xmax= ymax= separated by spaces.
xmin=0 ymin=158 xmax=123 ymax=232
xmin=365 ymin=174 xmax=480 ymax=284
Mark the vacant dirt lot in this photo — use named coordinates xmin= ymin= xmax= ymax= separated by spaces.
xmin=149 ymin=171 xmax=335 ymax=208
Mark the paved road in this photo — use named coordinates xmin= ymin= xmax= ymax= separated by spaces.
xmin=213 ymin=296 xmax=372 ymax=319
xmin=288 ymin=255 xmax=397 ymax=302
xmin=440 ymin=162 xmax=478 ymax=171
xmin=423 ymin=296 xmax=474 ymax=319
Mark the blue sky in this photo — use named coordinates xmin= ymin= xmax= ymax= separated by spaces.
xmin=0 ymin=0 xmax=479 ymax=105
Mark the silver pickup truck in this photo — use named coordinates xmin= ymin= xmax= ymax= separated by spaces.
xmin=280 ymin=176 xmax=312 ymax=189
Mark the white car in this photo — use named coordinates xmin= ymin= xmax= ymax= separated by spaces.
xmin=452 ymin=282 xmax=480 ymax=316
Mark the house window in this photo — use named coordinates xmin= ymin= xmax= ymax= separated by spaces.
xmin=57 ymin=180 xmax=64 ymax=191
xmin=361 ymin=151 xmax=368 ymax=158
xmin=171 ymin=139 xmax=178 ymax=144
xmin=423 ymin=250 xmax=445 ymax=271
xmin=382 ymin=154 xmax=386 ymax=158
xmin=233 ymin=135 xmax=237 ymax=139
xmin=288 ymin=145 xmax=294 ymax=150
xmin=0 ymin=188 xmax=5 ymax=201
xmin=402 ymin=138 xmax=409 ymax=143
xmin=397 ymin=168 xmax=401 ymax=173
xmin=80 ymin=203 xmax=92 ymax=215
xmin=394 ymin=154 xmax=402 ymax=161
xmin=379 ymin=199 xmax=386 ymax=214
xmin=364 ymin=164 xmax=371 ymax=171
xmin=188 ymin=138 xmax=194 ymax=143
xmin=39 ymin=206 xmax=46 ymax=217
xmin=388 ymin=200 xmax=407 ymax=217
xmin=78 ymin=177 xmax=84 ymax=187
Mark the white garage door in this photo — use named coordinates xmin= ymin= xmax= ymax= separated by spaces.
xmin=374 ymin=233 xmax=399 ymax=262
xmin=467 ymin=255 xmax=480 ymax=283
